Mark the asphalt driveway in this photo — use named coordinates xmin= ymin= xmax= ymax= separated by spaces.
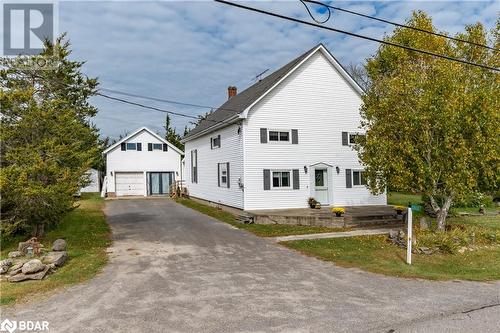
xmin=4 ymin=198 xmax=500 ymax=332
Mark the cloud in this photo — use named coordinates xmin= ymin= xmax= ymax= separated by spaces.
xmin=58 ymin=0 xmax=498 ymax=139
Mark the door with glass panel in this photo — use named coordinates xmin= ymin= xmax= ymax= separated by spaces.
xmin=148 ymin=172 xmax=173 ymax=195
xmin=314 ymin=169 xmax=328 ymax=204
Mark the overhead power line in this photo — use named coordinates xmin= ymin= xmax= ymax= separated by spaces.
xmin=215 ymin=0 xmax=499 ymax=72
xmin=301 ymin=0 xmax=498 ymax=52
xmin=96 ymin=92 xmax=237 ymax=126
xmin=9 ymin=69 xmax=236 ymax=126
xmin=99 ymin=87 xmax=241 ymax=114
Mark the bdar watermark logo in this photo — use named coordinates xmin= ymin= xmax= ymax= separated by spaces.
xmin=0 ymin=319 xmax=17 ymax=333
xmin=0 ymin=319 xmax=49 ymax=333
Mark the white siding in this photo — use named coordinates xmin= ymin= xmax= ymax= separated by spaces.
xmin=243 ymin=50 xmax=386 ymax=210
xmin=106 ymin=129 xmax=182 ymax=195
xmin=184 ymin=124 xmax=244 ymax=209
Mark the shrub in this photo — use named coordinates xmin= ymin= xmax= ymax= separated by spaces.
xmin=414 ymin=224 xmax=500 ymax=254
xmin=453 ymin=191 xmax=494 ymax=208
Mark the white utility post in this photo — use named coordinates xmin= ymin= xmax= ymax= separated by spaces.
xmin=406 ymin=207 xmax=413 ymax=265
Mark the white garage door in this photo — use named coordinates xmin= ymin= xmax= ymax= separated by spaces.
xmin=115 ymin=172 xmax=144 ymax=196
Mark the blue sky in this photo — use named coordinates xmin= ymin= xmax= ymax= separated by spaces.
xmin=58 ymin=1 xmax=498 ymax=139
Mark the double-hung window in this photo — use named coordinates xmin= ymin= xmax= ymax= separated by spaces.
xmin=126 ymin=143 xmax=137 ymax=150
xmin=272 ymin=171 xmax=291 ymax=188
xmin=218 ymin=162 xmax=230 ymax=188
xmin=152 ymin=143 xmax=162 ymax=150
xmin=352 ymin=170 xmax=367 ymax=186
xmin=269 ymin=130 xmax=290 ymax=143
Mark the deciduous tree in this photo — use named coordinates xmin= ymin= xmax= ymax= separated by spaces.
xmin=357 ymin=12 xmax=499 ymax=230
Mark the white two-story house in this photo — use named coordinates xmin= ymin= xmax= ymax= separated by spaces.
xmin=182 ymin=44 xmax=386 ymax=211
xmin=103 ymin=127 xmax=183 ymax=197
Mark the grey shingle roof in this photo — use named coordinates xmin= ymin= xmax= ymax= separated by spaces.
xmin=183 ymin=44 xmax=323 ymax=140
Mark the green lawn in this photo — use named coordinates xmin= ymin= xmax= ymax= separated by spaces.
xmin=387 ymin=192 xmax=422 ymax=206
xmin=0 ymin=193 xmax=111 ymax=306
xmin=453 ymin=215 xmax=500 ymax=230
xmin=282 ymin=215 xmax=500 ymax=281
xmin=176 ymin=198 xmax=347 ymax=237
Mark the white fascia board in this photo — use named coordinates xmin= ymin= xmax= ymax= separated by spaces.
xmin=103 ymin=127 xmax=184 ymax=155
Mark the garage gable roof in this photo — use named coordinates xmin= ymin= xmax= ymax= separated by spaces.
xmin=103 ymin=127 xmax=184 ymax=155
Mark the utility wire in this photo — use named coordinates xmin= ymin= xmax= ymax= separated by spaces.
xmin=301 ymin=0 xmax=498 ymax=52
xmin=96 ymin=92 xmax=238 ymax=126
xmin=215 ymin=0 xmax=499 ymax=72
xmin=99 ymin=87 xmax=241 ymax=113
xmin=7 ymin=69 xmax=237 ymax=126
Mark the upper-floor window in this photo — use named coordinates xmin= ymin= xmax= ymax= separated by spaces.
xmin=211 ymin=135 xmax=221 ymax=149
xmin=152 ymin=143 xmax=162 ymax=150
xmin=269 ymin=130 xmax=290 ymax=142
xmin=261 ymin=128 xmax=298 ymax=144
xmin=126 ymin=143 xmax=137 ymax=150
xmin=352 ymin=170 xmax=367 ymax=186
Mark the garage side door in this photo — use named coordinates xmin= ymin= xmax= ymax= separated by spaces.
xmin=115 ymin=172 xmax=144 ymax=196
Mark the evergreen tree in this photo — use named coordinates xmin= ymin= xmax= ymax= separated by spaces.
xmin=0 ymin=35 xmax=101 ymax=237
xmin=163 ymin=114 xmax=184 ymax=151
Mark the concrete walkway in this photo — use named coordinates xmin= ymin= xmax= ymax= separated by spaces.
xmin=273 ymin=227 xmax=397 ymax=242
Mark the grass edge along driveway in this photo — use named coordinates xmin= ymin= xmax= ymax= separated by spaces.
xmin=281 ymin=215 xmax=500 ymax=281
xmin=0 ymin=193 xmax=111 ymax=307
xmin=175 ymin=198 xmax=347 ymax=237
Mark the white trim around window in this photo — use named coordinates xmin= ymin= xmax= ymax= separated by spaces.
xmin=218 ymin=162 xmax=228 ymax=187
xmin=126 ymin=143 xmax=137 ymax=150
xmin=152 ymin=143 xmax=162 ymax=150
xmin=271 ymin=170 xmax=292 ymax=189
xmin=352 ymin=169 xmax=367 ymax=186
xmin=268 ymin=129 xmax=290 ymax=143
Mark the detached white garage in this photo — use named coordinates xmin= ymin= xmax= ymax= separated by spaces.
xmin=103 ymin=127 xmax=183 ymax=197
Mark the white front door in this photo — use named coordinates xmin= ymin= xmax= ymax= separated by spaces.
xmin=115 ymin=172 xmax=144 ymax=196
xmin=314 ymin=169 xmax=328 ymax=204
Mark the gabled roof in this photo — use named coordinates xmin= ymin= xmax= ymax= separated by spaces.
xmin=183 ymin=43 xmax=363 ymax=141
xmin=103 ymin=127 xmax=184 ymax=155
